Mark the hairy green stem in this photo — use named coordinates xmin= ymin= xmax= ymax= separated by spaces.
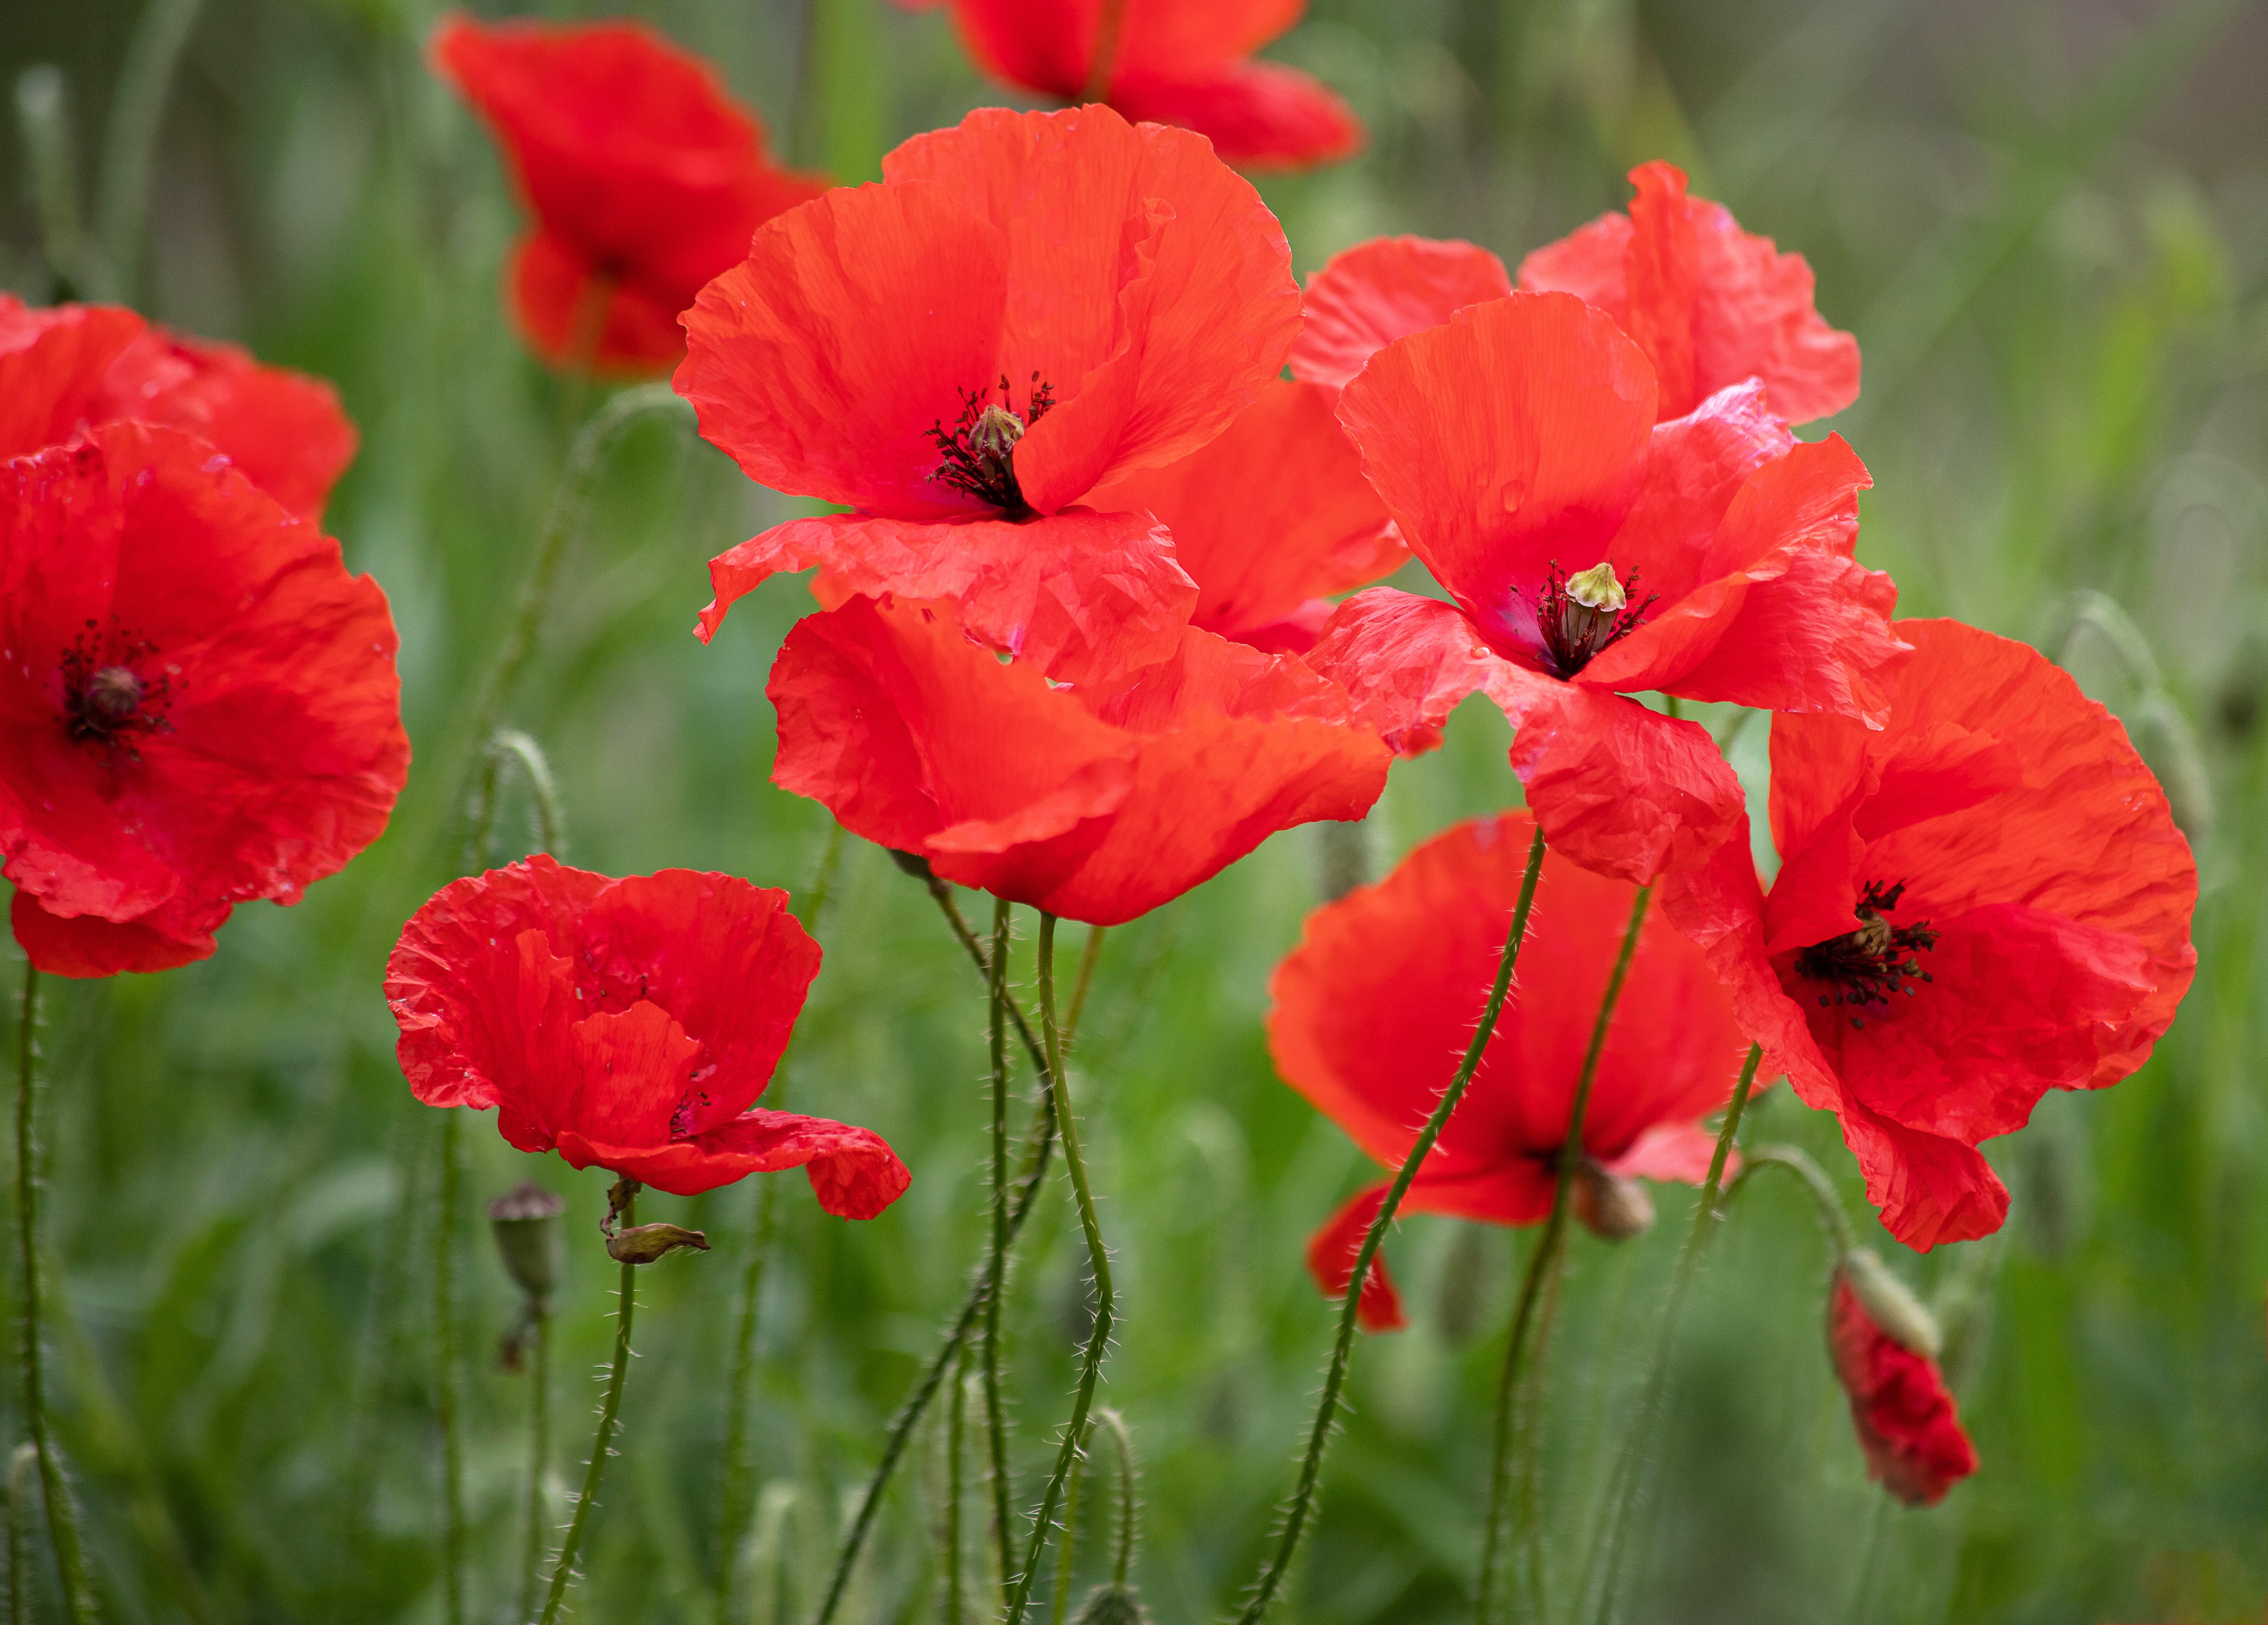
xmin=946 ymin=1343 xmax=969 ymax=1625
xmin=1096 ymin=1407 xmax=1137 ymax=1587
xmin=1063 ymin=927 xmax=1107 ymax=1056
xmin=1003 ymin=914 xmax=1115 ymax=1625
xmin=434 ymin=1113 xmax=465 ymax=1625
xmin=1477 ymin=883 xmax=1653 ymax=1623
xmin=1047 ymin=1419 xmax=1090 ymax=1625
xmin=5 ymin=1444 xmax=30 ymax=1625
xmin=984 ymin=899 xmax=1018 ymax=1594
xmin=517 ymin=1311 xmax=553 ymax=1625
xmin=538 ymin=1192 xmax=639 ymax=1625
xmin=486 ymin=729 xmax=567 ymax=858
xmin=1234 ymin=825 xmax=1549 ymax=1625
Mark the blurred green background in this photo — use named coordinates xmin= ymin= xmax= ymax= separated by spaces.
xmin=3 ymin=0 xmax=2267 ymax=1620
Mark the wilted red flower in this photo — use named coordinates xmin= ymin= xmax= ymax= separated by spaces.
xmin=1275 ymin=812 xmax=1750 ymax=1331
xmin=1828 ymin=1259 xmax=1978 ymax=1505
xmin=767 ymin=594 xmax=1387 ymax=926
xmin=909 ymin=0 xmax=1361 ymax=169
xmin=431 ymin=16 xmax=828 ymax=375
xmin=1663 ymin=620 xmax=2198 ymax=1249
xmin=0 ymin=296 xmax=358 ymax=521
xmin=683 ymin=103 xmax=1299 ymax=681
xmin=1085 ymin=378 xmax=1402 ymax=652
xmin=1519 ymin=161 xmax=1859 ymax=425
xmin=388 ymin=855 xmax=909 ymax=1216
xmin=1 ymin=423 xmax=408 ymax=977
xmin=1305 ymin=292 xmax=1905 ymax=884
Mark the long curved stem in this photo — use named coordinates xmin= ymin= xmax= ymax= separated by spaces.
xmin=984 ymin=899 xmax=1017 ymax=1594
xmin=1003 ymin=914 xmax=1115 ymax=1625
xmin=1234 ymin=826 xmax=1549 ymax=1625
xmin=1476 ymin=883 xmax=1653 ymax=1623
xmin=1578 ymin=1043 xmax=1764 ymax=1625
xmin=538 ymin=1193 xmax=640 ymax=1625
xmin=1098 ymin=1407 xmax=1137 ymax=1587
xmin=95 ymin=0 xmax=204 ymax=296
xmin=1477 ymin=1229 xmax=1557 ymax=1624
xmin=713 ymin=1175 xmax=781 ymax=1623
xmin=946 ymin=1343 xmax=969 ymax=1625
xmin=433 ymin=1112 xmax=465 ymax=1625
xmin=13 ymin=965 xmax=89 ymax=1624
xmin=517 ymin=1310 xmax=553 ymax=1625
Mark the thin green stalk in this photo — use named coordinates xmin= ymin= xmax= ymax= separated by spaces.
xmin=1096 ymin=1407 xmax=1137 ymax=1587
xmin=1063 ymin=927 xmax=1107 ymax=1057
xmin=13 ymin=68 xmax=94 ymax=300
xmin=1578 ymin=1044 xmax=1765 ymax=1625
xmin=434 ymin=1112 xmax=465 ymax=1625
xmin=713 ymin=1175 xmax=781 ymax=1624
xmin=95 ymin=0 xmax=205 ymax=297
xmin=539 ymin=1192 xmax=640 ymax=1625
xmin=1477 ymin=1229 xmax=1558 ymax=1624
xmin=795 ymin=823 xmax=848 ymax=933
xmin=1234 ymin=826 xmax=1549 ymax=1625
xmin=1083 ymin=0 xmax=1130 ymax=101
xmin=517 ymin=1312 xmax=553 ymax=1625
xmin=1046 ymin=1421 xmax=1091 ymax=1625
xmin=1724 ymin=1145 xmax=1857 ymax=1255
xmin=919 ymin=871 xmax=1057 ymax=1083
xmin=984 ymin=899 xmax=1017 ymax=1594
xmin=1476 ymin=883 xmax=1654 ymax=1624
xmin=14 ymin=965 xmax=89 ymax=1625
xmin=488 ymin=729 xmax=567 ymax=857
xmin=6 ymin=1443 xmax=30 ymax=1625
xmin=945 ymin=1344 xmax=969 ymax=1625
xmin=1003 ymin=914 xmax=1115 ymax=1625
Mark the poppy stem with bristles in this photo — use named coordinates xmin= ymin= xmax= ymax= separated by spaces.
xmin=1002 ymin=912 xmax=1114 ymax=1625
xmin=13 ymin=964 xmax=92 ymax=1625
xmin=517 ymin=1307 xmax=553 ymax=1625
xmin=433 ymin=1112 xmax=467 ymax=1625
xmin=1476 ymin=883 xmax=1653 ymax=1624
xmin=537 ymin=1189 xmax=640 ymax=1625
xmin=1234 ymin=824 xmax=1548 ymax=1625
xmin=984 ymin=898 xmax=1018 ymax=1595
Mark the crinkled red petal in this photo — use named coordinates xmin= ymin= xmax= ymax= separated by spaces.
xmin=1291 ymin=235 xmax=1511 ymax=392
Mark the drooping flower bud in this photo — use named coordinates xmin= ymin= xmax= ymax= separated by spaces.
xmin=1074 ymin=1584 xmax=1151 ymax=1625
xmin=605 ymin=1222 xmax=711 ymax=1266
xmin=1838 ymin=1248 xmax=1941 ymax=1358
xmin=1827 ymin=1260 xmax=1977 ymax=1506
xmin=488 ymin=1181 xmax=566 ymax=1305
xmin=1571 ymin=1158 xmax=1655 ymax=1242
xmin=1564 ymin=560 xmax=1627 ymax=611
xmin=887 ymin=848 xmax=936 ymax=880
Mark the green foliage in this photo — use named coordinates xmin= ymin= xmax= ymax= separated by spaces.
xmin=3 ymin=0 xmax=2266 ymax=1620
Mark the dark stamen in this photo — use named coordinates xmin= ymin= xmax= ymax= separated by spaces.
xmin=925 ymin=371 xmax=1056 ymax=515
xmin=60 ymin=618 xmax=173 ymax=753
xmin=1793 ymin=880 xmax=1938 ymax=1029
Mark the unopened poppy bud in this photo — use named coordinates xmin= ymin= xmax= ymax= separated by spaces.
xmin=1074 ymin=1584 xmax=1151 ymax=1625
xmin=488 ymin=1181 xmax=566 ymax=1304
xmin=1564 ymin=561 xmax=1627 ymax=612
xmin=605 ymin=1222 xmax=710 ymax=1266
xmin=1571 ymin=1159 xmax=1654 ymax=1242
xmin=1838 ymin=1248 xmax=1940 ymax=1358
xmin=887 ymin=848 xmax=935 ymax=880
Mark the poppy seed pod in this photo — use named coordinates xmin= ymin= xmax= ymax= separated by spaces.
xmin=1572 ymin=1159 xmax=1657 ymax=1242
xmin=488 ymin=1181 xmax=567 ymax=1305
xmin=604 ymin=1222 xmax=711 ymax=1266
xmin=1074 ymin=1584 xmax=1151 ymax=1625
xmin=1837 ymin=1248 xmax=1941 ymax=1359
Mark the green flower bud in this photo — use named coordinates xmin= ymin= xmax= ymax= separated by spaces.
xmin=1074 ymin=1584 xmax=1150 ymax=1625
xmin=1572 ymin=1159 xmax=1654 ymax=1242
xmin=488 ymin=1181 xmax=566 ymax=1305
xmin=1838 ymin=1247 xmax=1941 ymax=1359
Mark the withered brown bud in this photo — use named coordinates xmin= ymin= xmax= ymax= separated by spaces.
xmin=605 ymin=1222 xmax=710 ymax=1266
xmin=1571 ymin=1160 xmax=1655 ymax=1242
xmin=488 ymin=1181 xmax=566 ymax=1304
xmin=1074 ymin=1584 xmax=1150 ymax=1625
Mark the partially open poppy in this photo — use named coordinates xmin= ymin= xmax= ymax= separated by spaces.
xmin=1305 ymin=292 xmax=1905 ymax=883
xmin=683 ymin=104 xmax=1300 ymax=679
xmin=767 ymin=593 xmax=1387 ymax=926
xmin=0 ymin=296 xmax=358 ymax=521
xmin=1519 ymin=161 xmax=1860 ymax=425
xmin=913 ymin=0 xmax=1361 ymax=170
xmin=389 ymin=856 xmax=908 ymax=1214
xmin=1 ymin=423 xmax=408 ymax=977
xmin=431 ymin=16 xmax=828 ymax=375
xmin=1276 ymin=812 xmax=1751 ymax=1331
xmin=1662 ymin=620 xmax=2198 ymax=1249
xmin=1828 ymin=1260 xmax=1978 ymax=1505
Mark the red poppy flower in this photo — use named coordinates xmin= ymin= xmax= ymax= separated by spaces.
xmin=1275 ymin=811 xmax=1751 ymax=1331
xmin=1662 ymin=620 xmax=2198 ymax=1250
xmin=1304 ymin=292 xmax=1904 ymax=884
xmin=767 ymin=593 xmax=1387 ymax=926
xmin=1518 ymin=161 xmax=1859 ymax=426
xmin=431 ymin=16 xmax=829 ymax=375
xmin=682 ymin=103 xmax=1299 ymax=678
xmin=1084 ymin=378 xmax=1402 ymax=652
xmin=0 ymin=296 xmax=360 ymax=522
xmin=1 ymin=423 xmax=408 ymax=978
xmin=388 ymin=856 xmax=908 ymax=1214
xmin=1828 ymin=1261 xmax=1978 ymax=1505
xmin=912 ymin=0 xmax=1361 ymax=169
xmin=1288 ymin=234 xmax=1511 ymax=391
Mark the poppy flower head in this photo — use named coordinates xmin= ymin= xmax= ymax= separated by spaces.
xmin=1518 ymin=161 xmax=1861 ymax=425
xmin=1663 ymin=620 xmax=2199 ymax=1249
xmin=1274 ymin=812 xmax=1752 ymax=1329
xmin=431 ymin=15 xmax=829 ymax=374
xmin=1828 ymin=1261 xmax=1978 ymax=1505
xmin=0 ymin=423 xmax=408 ymax=978
xmin=679 ymin=104 xmax=1300 ymax=525
xmin=388 ymin=856 xmax=909 ymax=1216
xmin=766 ymin=593 xmax=1388 ymax=926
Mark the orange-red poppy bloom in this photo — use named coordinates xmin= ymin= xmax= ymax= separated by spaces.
xmin=0 ymin=296 xmax=358 ymax=521
xmin=1519 ymin=161 xmax=1859 ymax=425
xmin=767 ymin=593 xmax=1387 ymax=926
xmin=683 ymin=104 xmax=1300 ymax=680
xmin=1 ymin=424 xmax=407 ymax=977
xmin=1277 ymin=812 xmax=1750 ymax=1331
xmin=908 ymin=0 xmax=1361 ymax=169
xmin=1663 ymin=620 xmax=2198 ymax=1250
xmin=431 ymin=16 xmax=828 ymax=375
xmin=389 ymin=856 xmax=908 ymax=1214
xmin=1305 ymin=292 xmax=1904 ymax=884
xmin=1828 ymin=1264 xmax=1978 ymax=1505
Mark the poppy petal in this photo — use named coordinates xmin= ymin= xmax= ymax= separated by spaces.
xmin=1109 ymin=60 xmax=1363 ymax=169
xmin=0 ymin=297 xmax=146 ymax=459
xmin=1302 ymin=587 xmax=1528 ymax=755
xmin=563 ymin=1110 xmax=911 ymax=1213
xmin=7 ymin=889 xmax=230 ymax=978
xmin=1291 ymin=235 xmax=1512 ymax=391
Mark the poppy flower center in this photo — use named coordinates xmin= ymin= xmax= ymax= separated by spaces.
xmin=1793 ymin=880 xmax=1939 ymax=1029
xmin=60 ymin=620 xmax=174 ymax=751
xmin=926 ymin=371 xmax=1057 ymax=516
xmin=1526 ymin=560 xmax=1657 ymax=678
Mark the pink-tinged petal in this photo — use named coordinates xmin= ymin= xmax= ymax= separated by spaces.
xmin=1303 ymin=588 xmax=1534 ymax=755
xmin=697 ymin=508 xmax=1195 ymax=683
xmin=1305 ymin=1182 xmax=1405 ymax=1332
xmin=1292 ymin=235 xmax=1512 ymax=391
xmin=1602 ymin=1120 xmax=1735 ymax=1185
xmin=1109 ymin=60 xmax=1363 ymax=170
